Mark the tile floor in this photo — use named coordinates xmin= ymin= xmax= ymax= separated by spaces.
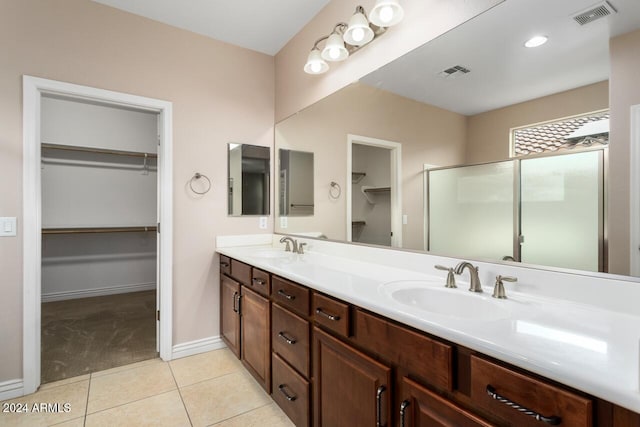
xmin=0 ymin=348 xmax=295 ymax=427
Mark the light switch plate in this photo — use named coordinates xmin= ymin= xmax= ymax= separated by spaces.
xmin=402 ymin=214 xmax=408 ymax=225
xmin=0 ymin=217 xmax=17 ymax=237
xmin=259 ymin=216 xmax=267 ymax=229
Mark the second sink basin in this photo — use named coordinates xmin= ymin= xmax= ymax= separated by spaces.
xmin=381 ymin=281 xmax=511 ymax=321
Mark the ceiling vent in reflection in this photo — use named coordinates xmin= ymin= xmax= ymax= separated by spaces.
xmin=437 ymin=65 xmax=470 ymax=79
xmin=572 ymin=1 xmax=617 ymax=26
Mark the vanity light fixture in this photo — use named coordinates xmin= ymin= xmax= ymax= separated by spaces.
xmin=524 ymin=35 xmax=548 ymax=48
xmin=304 ymin=1 xmax=404 ymax=75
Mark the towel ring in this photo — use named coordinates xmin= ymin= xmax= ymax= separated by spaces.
xmin=329 ymin=181 xmax=341 ymax=199
xmin=189 ymin=172 xmax=211 ymax=195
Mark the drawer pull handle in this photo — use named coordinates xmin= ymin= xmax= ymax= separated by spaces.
xmin=278 ymin=384 xmax=297 ymax=401
xmin=277 ymin=289 xmax=296 ymax=300
xmin=252 ymin=277 xmax=266 ymax=286
xmin=399 ymin=400 xmax=411 ymax=427
xmin=315 ymin=308 xmax=341 ymax=321
xmin=486 ymin=385 xmax=561 ymax=425
xmin=220 ymin=262 xmax=229 ymax=268
xmin=376 ymin=385 xmax=386 ymax=427
xmin=278 ymin=331 xmax=297 ymax=345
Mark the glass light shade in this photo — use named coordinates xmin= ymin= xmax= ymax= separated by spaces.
xmin=321 ymin=33 xmax=349 ymax=61
xmin=369 ymin=0 xmax=404 ymax=27
xmin=304 ymin=48 xmax=329 ymax=74
xmin=343 ymin=11 xmax=374 ymax=46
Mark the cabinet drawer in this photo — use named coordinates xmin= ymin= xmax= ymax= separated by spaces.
xmin=219 ymin=254 xmax=231 ymax=276
xmin=249 ymin=267 xmax=271 ymax=296
xmin=401 ymin=376 xmax=493 ymax=427
xmin=312 ymin=292 xmax=350 ymax=337
xmin=272 ymin=303 xmax=310 ymax=378
xmin=354 ymin=309 xmax=453 ymax=392
xmin=230 ymin=259 xmax=251 ymax=285
xmin=272 ymin=352 xmax=310 ymax=427
xmin=271 ymin=276 xmax=310 ymax=317
xmin=470 ymin=355 xmax=592 ymax=427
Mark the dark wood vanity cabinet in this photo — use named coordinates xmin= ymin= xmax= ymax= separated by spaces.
xmin=270 ymin=275 xmax=312 ymax=427
xmin=220 ymin=272 xmax=240 ymax=357
xmin=313 ymin=327 xmax=392 ymax=427
xmin=218 ymin=255 xmax=640 ymax=427
xmin=219 ymin=257 xmax=271 ymax=391
xmin=240 ymin=285 xmax=271 ymax=392
xmin=400 ymin=376 xmax=493 ymax=427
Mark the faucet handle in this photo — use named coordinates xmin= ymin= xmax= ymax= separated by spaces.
xmin=493 ymin=275 xmax=517 ymax=299
xmin=298 ymin=242 xmax=307 ymax=254
xmin=435 ymin=265 xmax=457 ymax=288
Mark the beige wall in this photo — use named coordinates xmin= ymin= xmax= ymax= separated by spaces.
xmin=608 ymin=29 xmax=640 ymax=275
xmin=274 ymin=0 xmax=503 ymax=122
xmin=275 ymin=83 xmax=467 ymax=250
xmin=466 ymin=81 xmax=609 ymax=164
xmin=0 ymin=0 xmax=274 ymax=382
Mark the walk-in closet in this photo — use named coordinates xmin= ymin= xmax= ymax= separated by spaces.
xmin=40 ymin=95 xmax=159 ymax=383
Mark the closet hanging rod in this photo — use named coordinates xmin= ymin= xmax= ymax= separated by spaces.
xmin=42 ymin=226 xmax=157 ymax=235
xmin=41 ymin=143 xmax=158 ymax=159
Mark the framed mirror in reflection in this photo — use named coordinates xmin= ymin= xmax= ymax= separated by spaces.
xmin=279 ymin=149 xmax=314 ymax=217
xmin=274 ymin=0 xmax=640 ymax=278
xmin=227 ymin=143 xmax=270 ymax=216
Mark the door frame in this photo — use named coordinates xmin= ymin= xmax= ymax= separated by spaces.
xmin=22 ymin=76 xmax=174 ymax=395
xmin=346 ymin=134 xmax=402 ymax=247
xmin=630 ymin=104 xmax=640 ymax=276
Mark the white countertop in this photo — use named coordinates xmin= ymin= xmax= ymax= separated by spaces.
xmin=216 ymin=235 xmax=640 ymax=413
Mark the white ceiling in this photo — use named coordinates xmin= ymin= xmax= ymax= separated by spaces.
xmin=361 ymin=0 xmax=640 ymax=115
xmin=91 ymin=0 xmax=330 ymax=55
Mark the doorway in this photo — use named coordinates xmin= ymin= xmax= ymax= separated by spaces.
xmin=22 ymin=76 xmax=173 ymax=394
xmin=346 ymin=134 xmax=402 ymax=247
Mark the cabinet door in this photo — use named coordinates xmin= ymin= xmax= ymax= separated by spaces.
xmin=313 ymin=327 xmax=391 ymax=427
xmin=241 ymin=285 xmax=271 ymax=392
xmin=220 ymin=274 xmax=240 ymax=358
xmin=400 ymin=377 xmax=493 ymax=427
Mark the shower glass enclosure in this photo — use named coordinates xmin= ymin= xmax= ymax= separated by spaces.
xmin=426 ymin=149 xmax=605 ymax=272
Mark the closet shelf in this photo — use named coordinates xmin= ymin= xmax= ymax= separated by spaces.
xmin=361 ymin=186 xmax=391 ymax=205
xmin=363 ymin=186 xmax=390 ymax=194
xmin=42 ymin=226 xmax=157 ymax=234
xmin=41 ymin=143 xmax=158 ymax=159
xmin=352 ymin=172 xmax=366 ymax=184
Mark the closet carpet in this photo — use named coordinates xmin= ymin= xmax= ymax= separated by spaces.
xmin=41 ymin=290 xmax=157 ymax=384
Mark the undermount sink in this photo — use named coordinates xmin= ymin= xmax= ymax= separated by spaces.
xmin=381 ymin=281 xmax=511 ymax=321
xmin=250 ymin=249 xmax=294 ymax=259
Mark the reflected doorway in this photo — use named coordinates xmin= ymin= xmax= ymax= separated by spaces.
xmin=346 ymin=135 xmax=402 ymax=247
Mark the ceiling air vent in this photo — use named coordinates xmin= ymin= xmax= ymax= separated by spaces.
xmin=572 ymin=1 xmax=617 ymax=26
xmin=438 ymin=65 xmax=470 ymax=78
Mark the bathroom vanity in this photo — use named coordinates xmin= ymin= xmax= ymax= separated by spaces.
xmin=216 ymin=235 xmax=640 ymax=427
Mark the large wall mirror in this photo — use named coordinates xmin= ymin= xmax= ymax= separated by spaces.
xmin=274 ymin=0 xmax=640 ymax=278
xmin=227 ymin=143 xmax=270 ymax=216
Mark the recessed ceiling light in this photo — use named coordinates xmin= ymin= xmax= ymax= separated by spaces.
xmin=525 ymin=35 xmax=548 ymax=48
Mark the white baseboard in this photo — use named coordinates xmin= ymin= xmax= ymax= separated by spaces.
xmin=171 ymin=336 xmax=226 ymax=360
xmin=41 ymin=282 xmax=156 ymax=303
xmin=0 ymin=379 xmax=24 ymax=401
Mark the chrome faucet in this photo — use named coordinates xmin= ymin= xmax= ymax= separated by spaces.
xmin=279 ymin=236 xmax=299 ymax=253
xmin=454 ymin=262 xmax=482 ymax=292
